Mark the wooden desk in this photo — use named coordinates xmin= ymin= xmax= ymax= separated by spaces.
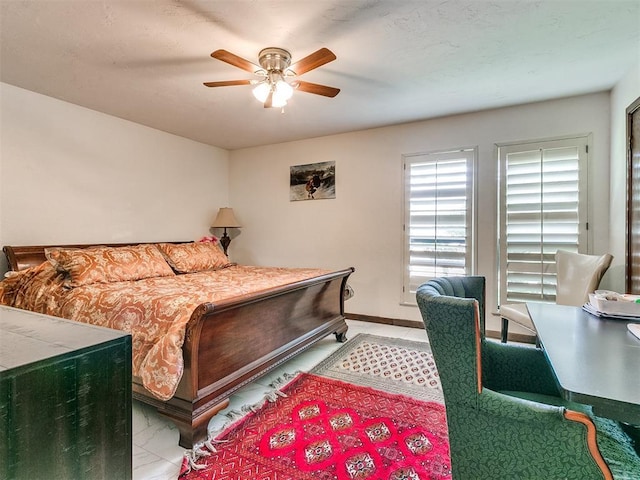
xmin=0 ymin=306 xmax=132 ymax=479
xmin=527 ymin=302 xmax=640 ymax=425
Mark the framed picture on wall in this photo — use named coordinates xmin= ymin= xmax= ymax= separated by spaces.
xmin=290 ymin=161 xmax=336 ymax=201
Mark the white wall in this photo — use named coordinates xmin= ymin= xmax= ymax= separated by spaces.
xmin=609 ymin=61 xmax=640 ymax=293
xmin=229 ymin=93 xmax=612 ymax=327
xmin=0 ymin=83 xmax=230 ymax=274
xmin=0 ymin=83 xmax=618 ymax=331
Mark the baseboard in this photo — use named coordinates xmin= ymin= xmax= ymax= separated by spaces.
xmin=345 ymin=313 xmax=423 ymax=329
xmin=345 ymin=312 xmax=534 ymax=343
xmin=487 ymin=329 xmax=537 ymax=344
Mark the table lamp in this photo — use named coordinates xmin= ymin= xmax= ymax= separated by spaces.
xmin=211 ymin=207 xmax=241 ymax=256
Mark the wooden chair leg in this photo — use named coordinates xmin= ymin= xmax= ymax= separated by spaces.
xmin=501 ymin=317 xmax=509 ymax=343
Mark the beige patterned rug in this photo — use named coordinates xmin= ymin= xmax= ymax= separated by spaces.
xmin=310 ymin=333 xmax=444 ymax=404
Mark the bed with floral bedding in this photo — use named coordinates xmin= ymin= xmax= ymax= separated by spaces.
xmin=1 ymin=241 xmax=353 ymax=448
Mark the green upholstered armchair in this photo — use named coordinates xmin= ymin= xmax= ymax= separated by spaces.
xmin=416 ymin=276 xmax=640 ymax=480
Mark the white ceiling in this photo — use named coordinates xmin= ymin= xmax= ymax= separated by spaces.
xmin=1 ymin=0 xmax=639 ymax=150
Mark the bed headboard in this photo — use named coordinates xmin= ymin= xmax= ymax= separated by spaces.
xmin=3 ymin=242 xmax=186 ymax=272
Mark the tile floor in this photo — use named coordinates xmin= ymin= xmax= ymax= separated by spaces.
xmin=132 ymin=319 xmax=429 ymax=479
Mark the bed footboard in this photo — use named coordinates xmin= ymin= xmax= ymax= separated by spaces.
xmin=133 ymin=267 xmax=353 ymax=448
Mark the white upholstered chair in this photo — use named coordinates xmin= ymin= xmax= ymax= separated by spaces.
xmin=500 ymin=250 xmax=613 ymax=343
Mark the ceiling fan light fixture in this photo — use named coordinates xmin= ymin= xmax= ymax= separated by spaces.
xmin=252 ymin=82 xmax=271 ymax=103
xmin=275 ymin=80 xmax=293 ymax=100
xmin=271 ymin=79 xmax=293 ymax=107
xmin=271 ymin=95 xmax=287 ymax=108
xmin=271 ymin=91 xmax=289 ymax=108
xmin=253 ymin=76 xmax=293 ymax=108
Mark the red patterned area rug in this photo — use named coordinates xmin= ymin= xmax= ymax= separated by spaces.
xmin=179 ymin=373 xmax=451 ymax=480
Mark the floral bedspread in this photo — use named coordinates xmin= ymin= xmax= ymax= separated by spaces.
xmin=0 ymin=261 xmax=332 ymax=400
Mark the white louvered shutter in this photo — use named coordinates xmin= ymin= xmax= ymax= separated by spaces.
xmin=403 ymin=149 xmax=475 ymax=304
xmin=498 ymin=137 xmax=588 ymax=306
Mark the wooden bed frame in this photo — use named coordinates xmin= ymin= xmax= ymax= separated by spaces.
xmin=3 ymin=243 xmax=354 ymax=448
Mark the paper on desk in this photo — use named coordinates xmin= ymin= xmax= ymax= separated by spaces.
xmin=589 ymin=290 xmax=640 ymax=317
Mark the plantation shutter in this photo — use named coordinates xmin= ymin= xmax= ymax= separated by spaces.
xmin=498 ymin=137 xmax=588 ymax=306
xmin=403 ymin=149 xmax=475 ymax=304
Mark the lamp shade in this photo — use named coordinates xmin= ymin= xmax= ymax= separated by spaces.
xmin=211 ymin=207 xmax=241 ymax=228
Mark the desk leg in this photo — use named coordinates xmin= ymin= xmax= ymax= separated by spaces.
xmin=500 ymin=317 xmax=509 ymax=343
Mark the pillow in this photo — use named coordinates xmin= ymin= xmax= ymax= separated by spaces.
xmin=46 ymin=244 xmax=175 ymax=288
xmin=156 ymin=242 xmax=231 ymax=273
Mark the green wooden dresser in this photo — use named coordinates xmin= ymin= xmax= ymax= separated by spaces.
xmin=0 ymin=306 xmax=132 ymax=479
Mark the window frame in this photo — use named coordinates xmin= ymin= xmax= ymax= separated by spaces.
xmin=497 ymin=135 xmax=590 ymax=307
xmin=402 ymin=147 xmax=477 ymax=305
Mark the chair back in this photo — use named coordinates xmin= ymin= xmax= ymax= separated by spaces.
xmin=555 ymin=251 xmax=613 ymax=306
xmin=416 ymin=276 xmax=485 ymax=407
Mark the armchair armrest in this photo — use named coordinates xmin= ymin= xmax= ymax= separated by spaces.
xmin=478 ymin=389 xmax=640 ymax=479
xmin=478 ymin=388 xmax=566 ymax=423
xmin=475 ymin=389 xmax=610 ymax=478
xmin=482 ymin=340 xmax=560 ymax=396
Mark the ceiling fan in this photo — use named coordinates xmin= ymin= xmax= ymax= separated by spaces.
xmin=203 ymin=47 xmax=340 ymax=108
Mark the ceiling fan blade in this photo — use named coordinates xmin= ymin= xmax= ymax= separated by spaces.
xmin=203 ymin=79 xmax=252 ymax=87
xmin=296 ymin=81 xmax=340 ymax=98
xmin=288 ymin=48 xmax=336 ymax=75
xmin=264 ymin=90 xmax=273 ymax=108
xmin=211 ymin=49 xmax=259 ymax=73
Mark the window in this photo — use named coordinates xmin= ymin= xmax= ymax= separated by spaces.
xmin=403 ymin=149 xmax=476 ymax=304
xmin=498 ymin=136 xmax=589 ymax=306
